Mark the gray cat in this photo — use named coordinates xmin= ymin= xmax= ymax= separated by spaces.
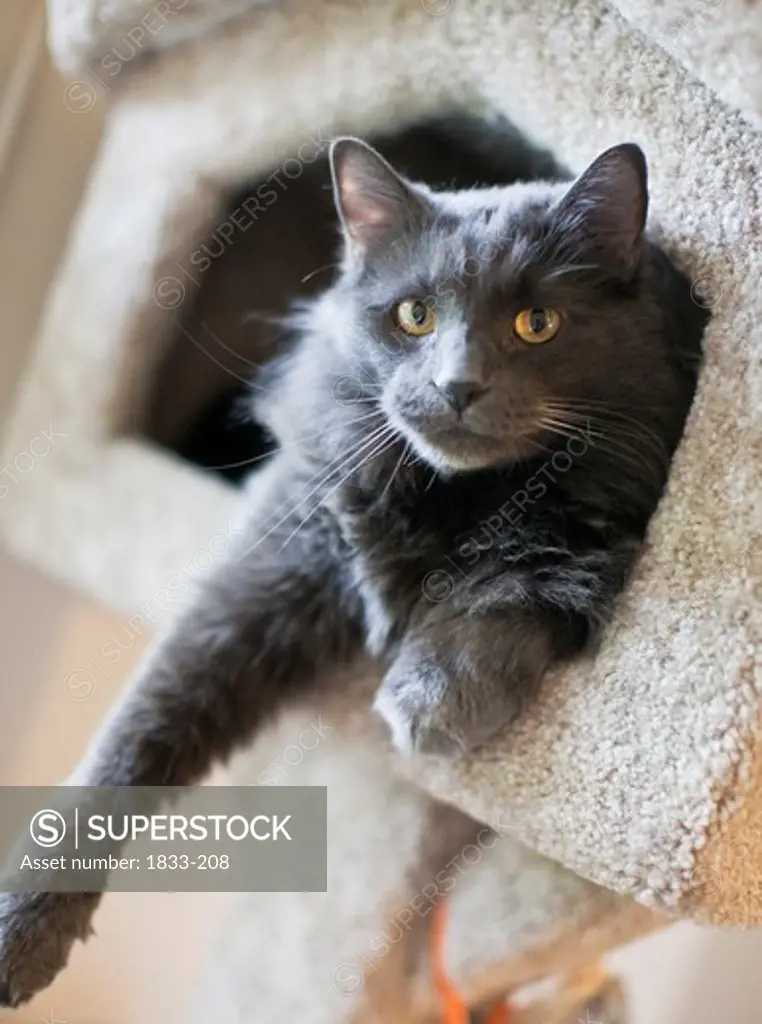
xmin=0 ymin=137 xmax=705 ymax=1005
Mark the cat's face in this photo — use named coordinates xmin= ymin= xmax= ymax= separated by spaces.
xmin=328 ymin=138 xmax=667 ymax=473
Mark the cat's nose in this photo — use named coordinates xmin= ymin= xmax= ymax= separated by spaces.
xmin=434 ymin=379 xmax=488 ymax=413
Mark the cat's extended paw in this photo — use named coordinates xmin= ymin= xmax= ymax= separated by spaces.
xmin=0 ymin=891 xmax=99 ymax=1007
xmin=374 ymin=665 xmax=515 ymax=757
xmin=374 ymin=684 xmax=467 ymax=754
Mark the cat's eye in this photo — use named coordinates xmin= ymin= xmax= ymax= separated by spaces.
xmin=514 ymin=307 xmax=562 ymax=344
xmin=394 ymin=298 xmax=436 ymax=336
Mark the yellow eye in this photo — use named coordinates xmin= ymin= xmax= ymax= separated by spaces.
xmin=514 ymin=307 xmax=562 ymax=344
xmin=394 ymin=298 xmax=436 ymax=336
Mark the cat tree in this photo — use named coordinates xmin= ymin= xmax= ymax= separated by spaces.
xmin=1 ymin=0 xmax=761 ymax=1018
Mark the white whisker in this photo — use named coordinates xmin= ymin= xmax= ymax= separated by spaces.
xmin=277 ymin=427 xmax=398 ymax=551
xmin=173 ymin=321 xmax=261 ymax=391
xmin=242 ymin=423 xmax=392 ymax=559
xmin=379 ymin=440 xmax=409 ymax=502
xmin=204 ymin=409 xmax=384 ymax=473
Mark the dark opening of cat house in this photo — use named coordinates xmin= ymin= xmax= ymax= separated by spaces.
xmin=143 ymin=115 xmax=563 ymax=484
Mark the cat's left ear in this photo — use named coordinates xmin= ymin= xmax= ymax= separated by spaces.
xmin=330 ymin=137 xmax=431 ymax=257
xmin=551 ymin=143 xmax=648 ymax=279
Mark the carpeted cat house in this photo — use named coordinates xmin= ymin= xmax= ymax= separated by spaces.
xmin=1 ymin=0 xmax=761 ymax=1019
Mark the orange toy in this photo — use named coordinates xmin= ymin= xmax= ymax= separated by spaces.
xmin=429 ymin=899 xmax=513 ymax=1024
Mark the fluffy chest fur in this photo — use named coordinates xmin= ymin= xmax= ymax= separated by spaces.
xmin=323 ymin=440 xmax=639 ymax=658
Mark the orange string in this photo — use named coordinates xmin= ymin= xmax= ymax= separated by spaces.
xmin=484 ymin=1003 xmax=513 ymax=1024
xmin=429 ymin=899 xmax=513 ymax=1024
xmin=430 ymin=899 xmax=469 ymax=1024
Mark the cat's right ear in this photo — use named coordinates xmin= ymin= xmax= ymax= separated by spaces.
xmin=330 ymin=138 xmax=430 ymax=257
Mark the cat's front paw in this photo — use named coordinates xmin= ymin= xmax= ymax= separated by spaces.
xmin=0 ymin=891 xmax=99 ymax=1006
xmin=374 ymin=662 xmax=515 ymax=757
xmin=374 ymin=681 xmax=460 ymax=755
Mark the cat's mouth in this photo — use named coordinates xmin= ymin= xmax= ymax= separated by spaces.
xmin=394 ymin=417 xmax=529 ymax=472
xmin=384 ymin=388 xmax=544 ymax=471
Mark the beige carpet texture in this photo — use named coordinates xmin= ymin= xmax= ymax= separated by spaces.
xmin=1 ymin=0 xmax=760 ymax=1015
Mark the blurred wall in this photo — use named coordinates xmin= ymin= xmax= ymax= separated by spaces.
xmin=0 ymin=4 xmax=225 ymax=1020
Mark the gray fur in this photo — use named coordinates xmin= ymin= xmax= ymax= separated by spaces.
xmin=0 ymin=138 xmax=705 ymax=1005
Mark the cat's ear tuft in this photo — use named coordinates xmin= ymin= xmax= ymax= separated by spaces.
xmin=552 ymin=143 xmax=648 ymax=278
xmin=330 ymin=138 xmax=429 ymax=256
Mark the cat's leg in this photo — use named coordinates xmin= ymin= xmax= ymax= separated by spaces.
xmin=374 ymin=603 xmax=570 ymax=756
xmin=0 ymin=470 xmax=360 ymax=1007
xmin=374 ymin=525 xmax=627 ymax=757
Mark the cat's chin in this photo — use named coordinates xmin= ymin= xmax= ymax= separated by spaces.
xmin=396 ymin=422 xmax=507 ymax=474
